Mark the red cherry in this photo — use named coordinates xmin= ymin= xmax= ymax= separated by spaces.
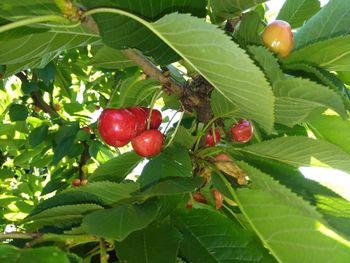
xmin=98 ymin=108 xmax=137 ymax=147
xmin=205 ymin=128 xmax=221 ymax=147
xmin=215 ymin=153 xmax=231 ymax=162
xmin=143 ymin=108 xmax=162 ymax=129
xmin=261 ymin=20 xmax=293 ymax=58
xmin=192 ymin=193 xmax=206 ymax=203
xmin=230 ymin=119 xmax=253 ymax=143
xmin=131 ymin=129 xmax=164 ymax=157
xmin=212 ymin=189 xmax=223 ymax=209
xmin=81 ymin=126 xmax=92 ymax=133
xmin=128 ymin=106 xmax=147 ymax=135
xmin=72 ymin=179 xmax=81 ymax=187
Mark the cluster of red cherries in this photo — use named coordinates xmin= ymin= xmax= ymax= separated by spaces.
xmin=98 ymin=107 xmax=164 ymax=157
xmin=205 ymin=119 xmax=253 ymax=147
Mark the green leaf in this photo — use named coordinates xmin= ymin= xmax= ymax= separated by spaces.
xmin=0 ymin=245 xmax=20 ymax=263
xmin=29 ymin=191 xmax=105 ymax=217
xmin=21 ymin=82 xmax=39 ymax=95
xmin=237 ymin=136 xmax=350 ymax=174
xmin=273 ymin=78 xmax=346 ymax=126
xmin=172 ymin=209 xmax=274 ymax=262
xmin=18 ymin=247 xmax=70 ymax=263
xmin=80 ymin=0 xmax=206 ymax=65
xmin=65 ymin=181 xmax=139 ymax=205
xmin=172 ymin=126 xmax=197 ymax=149
xmin=234 ymin=162 xmax=350 ymax=263
xmin=307 ymin=113 xmax=350 ymax=155
xmin=151 ymin=13 xmax=274 ymax=132
xmin=284 ymin=35 xmax=350 ymax=71
xmin=89 ymin=151 xmax=142 ymax=182
xmin=276 ymin=0 xmax=320 ymax=28
xmin=233 ymin=11 xmax=262 ymax=46
xmin=53 ymin=122 xmax=79 ymax=165
xmin=135 ymin=177 xmax=204 ymax=199
xmin=0 ymin=1 xmax=60 ymax=17
xmin=112 ymin=74 xmax=160 ymax=108
xmin=23 ymin=204 xmax=103 ymax=230
xmin=82 ymin=200 xmax=159 ymax=241
xmin=0 ymin=26 xmax=99 ymax=73
xmin=117 ymin=224 xmax=182 ymax=263
xmin=29 ymin=125 xmax=49 ymax=147
xmin=209 ymin=0 xmax=267 ymax=21
xmin=90 ymin=46 xmax=135 ymax=69
xmin=9 ymin=104 xmax=28 ymax=122
xmin=248 ymin=46 xmax=285 ymax=84
xmin=138 ymin=145 xmax=192 ymax=188
xmin=293 ymin=0 xmax=350 ymax=49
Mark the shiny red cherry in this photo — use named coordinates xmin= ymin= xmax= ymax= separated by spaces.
xmin=205 ymin=128 xmax=221 ymax=147
xmin=261 ymin=20 xmax=293 ymax=58
xmin=212 ymin=189 xmax=223 ymax=209
xmin=128 ymin=106 xmax=147 ymax=135
xmin=98 ymin=108 xmax=137 ymax=147
xmin=230 ymin=119 xmax=253 ymax=143
xmin=131 ymin=129 xmax=164 ymax=157
xmin=192 ymin=193 xmax=206 ymax=203
xmin=72 ymin=179 xmax=81 ymax=187
xmin=143 ymin=108 xmax=162 ymax=129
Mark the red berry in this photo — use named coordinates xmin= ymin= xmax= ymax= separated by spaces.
xmin=131 ymin=129 xmax=164 ymax=157
xmin=72 ymin=179 xmax=81 ymax=187
xmin=215 ymin=153 xmax=231 ymax=162
xmin=205 ymin=128 xmax=221 ymax=147
xmin=128 ymin=106 xmax=147 ymax=135
xmin=192 ymin=193 xmax=206 ymax=203
xmin=98 ymin=108 xmax=137 ymax=147
xmin=261 ymin=20 xmax=293 ymax=58
xmin=186 ymin=199 xmax=193 ymax=209
xmin=143 ymin=108 xmax=162 ymax=129
xmin=212 ymin=189 xmax=223 ymax=209
xmin=81 ymin=126 xmax=92 ymax=133
xmin=230 ymin=119 xmax=253 ymax=143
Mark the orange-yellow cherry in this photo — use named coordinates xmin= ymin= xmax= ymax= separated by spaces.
xmin=261 ymin=20 xmax=293 ymax=58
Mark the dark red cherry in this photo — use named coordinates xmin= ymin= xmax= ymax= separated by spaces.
xmin=143 ymin=108 xmax=162 ymax=129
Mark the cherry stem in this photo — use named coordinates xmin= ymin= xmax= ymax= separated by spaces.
xmin=164 ymin=111 xmax=184 ymax=149
xmin=147 ymin=89 xmax=163 ymax=130
xmin=0 ymin=15 xmax=75 ymax=34
xmin=212 ymin=123 xmax=217 ymax=144
xmin=100 ymin=238 xmax=108 ymax=263
xmin=163 ymin=109 xmax=181 ymax=133
xmin=105 ymin=79 xmax=121 ymax=109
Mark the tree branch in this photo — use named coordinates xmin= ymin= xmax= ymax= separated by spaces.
xmin=15 ymin=72 xmax=64 ymax=124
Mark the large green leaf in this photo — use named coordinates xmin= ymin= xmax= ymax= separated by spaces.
xmin=276 ymin=0 xmax=320 ymax=28
xmin=0 ymin=1 xmax=60 ymax=18
xmin=23 ymin=204 xmax=103 ymax=230
xmin=89 ymin=151 xmax=142 ymax=182
xmin=307 ymin=113 xmax=350 ymax=155
xmin=138 ymin=145 xmax=192 ymax=188
xmin=248 ymin=46 xmax=285 ymax=84
xmin=82 ymin=200 xmax=158 ymax=241
xmin=294 ymin=0 xmax=350 ymax=49
xmin=0 ymin=26 xmax=99 ymax=74
xmin=273 ymin=78 xmax=346 ymax=126
xmin=29 ymin=125 xmax=49 ymax=147
xmin=151 ymin=13 xmax=274 ymax=132
xmin=117 ymin=224 xmax=182 ymax=263
xmin=284 ymin=35 xmax=350 ymax=71
xmin=209 ymin=0 xmax=267 ymax=21
xmin=172 ymin=209 xmax=274 ymax=262
xmin=90 ymin=46 xmax=135 ymax=69
xmin=81 ymin=0 xmax=206 ymax=65
xmin=64 ymin=181 xmax=139 ymax=205
xmin=134 ymin=177 xmax=204 ymax=199
xmin=29 ymin=191 xmax=105 ymax=217
xmin=237 ymin=136 xmax=350 ymax=174
xmin=234 ymin=162 xmax=350 ymax=263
